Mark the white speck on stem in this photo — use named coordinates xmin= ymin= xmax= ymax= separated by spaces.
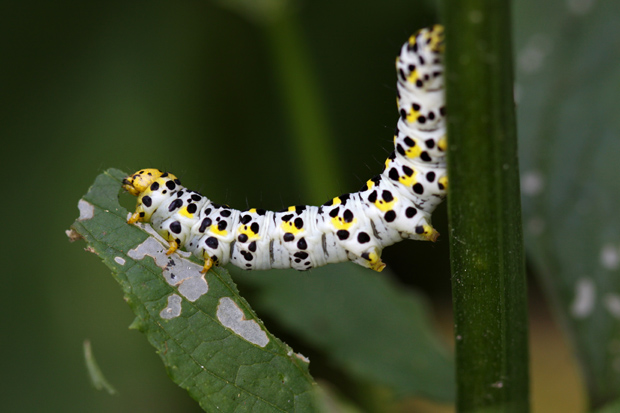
xmin=468 ymin=10 xmax=483 ymax=24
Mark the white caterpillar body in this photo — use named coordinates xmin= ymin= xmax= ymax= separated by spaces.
xmin=123 ymin=25 xmax=446 ymax=274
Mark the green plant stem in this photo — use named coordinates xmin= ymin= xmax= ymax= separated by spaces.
xmin=442 ymin=1 xmax=530 ymax=411
xmin=263 ymin=13 xmax=342 ymax=203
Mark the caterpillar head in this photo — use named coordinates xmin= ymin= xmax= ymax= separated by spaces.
xmin=123 ymin=169 xmax=176 ymax=196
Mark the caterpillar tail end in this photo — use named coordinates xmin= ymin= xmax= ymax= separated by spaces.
xmin=368 ymin=252 xmax=386 ymax=272
xmin=425 ymin=226 xmax=440 ymax=242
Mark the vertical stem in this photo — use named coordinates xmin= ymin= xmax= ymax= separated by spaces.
xmin=263 ymin=13 xmax=342 ymax=203
xmin=442 ymin=1 xmax=530 ymax=411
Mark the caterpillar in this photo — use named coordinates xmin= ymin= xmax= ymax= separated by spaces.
xmin=122 ymin=25 xmax=446 ymax=274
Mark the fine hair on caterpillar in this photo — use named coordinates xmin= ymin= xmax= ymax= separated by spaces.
xmin=123 ymin=25 xmax=447 ymax=274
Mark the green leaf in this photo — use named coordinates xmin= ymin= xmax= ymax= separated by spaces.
xmin=514 ymin=1 xmax=620 ymax=408
xmin=233 ymin=265 xmax=455 ymax=403
xmin=69 ymin=169 xmax=319 ymax=412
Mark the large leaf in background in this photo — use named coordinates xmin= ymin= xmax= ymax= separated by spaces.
xmin=68 ymin=169 xmax=319 ymax=412
xmin=233 ymin=265 xmax=455 ymax=403
xmin=514 ymin=1 xmax=620 ymax=407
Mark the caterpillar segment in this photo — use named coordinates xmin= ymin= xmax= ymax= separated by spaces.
xmin=122 ymin=25 xmax=447 ymax=273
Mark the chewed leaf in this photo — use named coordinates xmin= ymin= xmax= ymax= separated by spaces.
xmin=69 ymin=169 xmax=319 ymax=412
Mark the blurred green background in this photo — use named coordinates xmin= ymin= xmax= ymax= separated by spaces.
xmin=4 ymin=0 xmax=617 ymax=411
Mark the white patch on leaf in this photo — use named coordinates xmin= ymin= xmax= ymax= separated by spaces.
xmin=65 ymin=229 xmax=82 ymax=242
xmin=521 ymin=171 xmax=544 ymax=196
xmin=127 ymin=237 xmax=208 ymax=302
xmin=604 ymin=294 xmax=620 ymax=319
xmin=160 ymin=294 xmax=182 ymax=319
xmin=571 ymin=278 xmax=595 ymax=318
xmin=216 ymin=297 xmax=269 ymax=347
xmin=295 ymin=352 xmax=310 ymax=363
xmin=78 ymin=199 xmax=95 ymax=221
xmin=518 ymin=34 xmax=553 ymax=74
xmin=600 ymin=244 xmax=620 ymax=270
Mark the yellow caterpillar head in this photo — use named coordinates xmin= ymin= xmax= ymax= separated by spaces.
xmin=123 ymin=169 xmax=176 ymax=196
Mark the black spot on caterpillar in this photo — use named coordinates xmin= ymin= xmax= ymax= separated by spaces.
xmin=123 ymin=25 xmax=447 ymax=274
